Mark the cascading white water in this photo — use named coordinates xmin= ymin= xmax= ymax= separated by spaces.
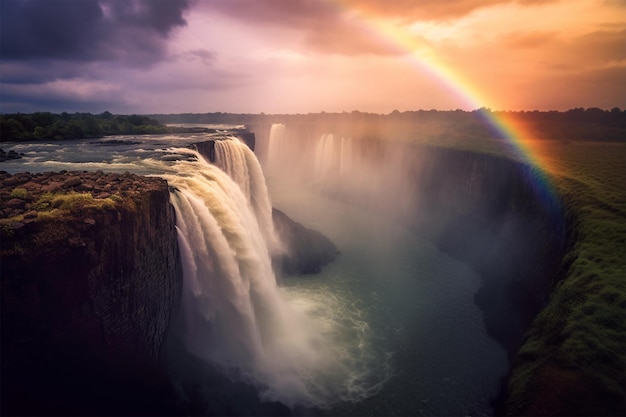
xmin=312 ymin=133 xmax=355 ymax=182
xmin=213 ymin=138 xmax=283 ymax=256
xmin=340 ymin=136 xmax=353 ymax=175
xmin=314 ymin=133 xmax=337 ymax=180
xmin=163 ymin=145 xmax=376 ymax=407
xmin=267 ymin=123 xmax=288 ymax=169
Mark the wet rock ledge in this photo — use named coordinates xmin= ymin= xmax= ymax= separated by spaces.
xmin=1 ymin=170 xmax=182 ymax=415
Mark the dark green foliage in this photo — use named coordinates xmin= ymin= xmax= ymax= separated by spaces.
xmin=0 ymin=112 xmax=167 ymax=142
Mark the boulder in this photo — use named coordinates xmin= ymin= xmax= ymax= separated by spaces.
xmin=272 ymin=208 xmax=339 ymax=275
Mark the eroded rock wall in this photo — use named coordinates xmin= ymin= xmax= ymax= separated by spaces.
xmin=406 ymin=145 xmax=568 ymax=359
xmin=1 ymin=172 xmax=182 ymax=415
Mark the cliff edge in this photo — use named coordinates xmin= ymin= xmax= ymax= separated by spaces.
xmin=1 ymin=171 xmax=182 ymax=415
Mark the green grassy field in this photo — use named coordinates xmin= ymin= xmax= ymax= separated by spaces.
xmin=401 ymin=133 xmax=625 ymax=414
xmin=429 ymin=137 xmax=626 ymax=415
xmin=502 ymin=141 xmax=625 ymax=416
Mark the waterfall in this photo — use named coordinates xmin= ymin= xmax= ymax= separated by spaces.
xmin=340 ymin=136 xmax=353 ymax=175
xmin=314 ymin=133 xmax=354 ymax=181
xmin=163 ymin=146 xmax=347 ymax=407
xmin=267 ymin=123 xmax=288 ymax=169
xmin=213 ymin=138 xmax=283 ymax=256
xmin=314 ymin=133 xmax=335 ymax=179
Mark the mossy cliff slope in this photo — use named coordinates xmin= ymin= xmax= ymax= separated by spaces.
xmin=1 ymin=171 xmax=181 ymax=415
xmin=405 ymin=142 xmax=624 ymax=416
xmin=407 ymin=145 xmax=568 ymax=360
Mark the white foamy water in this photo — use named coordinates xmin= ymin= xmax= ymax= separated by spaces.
xmin=164 ymin=142 xmax=386 ymax=407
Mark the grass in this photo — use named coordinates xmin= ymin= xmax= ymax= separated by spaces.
xmin=405 ymin=133 xmax=625 ymax=413
xmin=1 ymin=190 xmax=136 ymax=258
xmin=10 ymin=187 xmax=28 ymax=199
xmin=1 ymin=191 xmax=122 ymax=239
xmin=500 ymin=141 xmax=626 ymax=415
xmin=39 ymin=191 xmax=118 ymax=211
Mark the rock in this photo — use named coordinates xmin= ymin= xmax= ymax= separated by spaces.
xmin=272 ymin=208 xmax=339 ymax=275
xmin=23 ymin=211 xmax=38 ymax=219
xmin=22 ymin=181 xmax=41 ymax=191
xmin=7 ymin=221 xmax=25 ymax=230
xmin=67 ymin=236 xmax=86 ymax=247
xmin=1 ymin=173 xmax=181 ymax=415
xmin=6 ymin=198 xmax=25 ymax=209
xmin=0 ymin=149 xmax=23 ymax=162
xmin=63 ymin=176 xmax=82 ymax=188
xmin=79 ymin=182 xmax=94 ymax=191
xmin=41 ymin=182 xmax=63 ymax=193
xmin=2 ymin=176 xmax=20 ymax=186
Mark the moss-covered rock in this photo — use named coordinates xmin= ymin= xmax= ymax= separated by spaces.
xmin=1 ymin=171 xmax=182 ymax=415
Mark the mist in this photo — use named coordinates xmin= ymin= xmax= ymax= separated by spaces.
xmin=257 ymin=116 xmax=566 ymax=365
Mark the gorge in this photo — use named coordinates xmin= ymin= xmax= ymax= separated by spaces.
xmin=1 ymin=124 xmax=575 ymax=415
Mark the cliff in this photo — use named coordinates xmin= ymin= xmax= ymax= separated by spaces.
xmin=272 ymin=207 xmax=339 ymax=275
xmin=406 ymin=145 xmax=568 ymax=359
xmin=1 ymin=171 xmax=182 ymax=415
xmin=0 ymin=168 xmax=339 ymax=415
xmin=192 ymin=132 xmax=256 ymax=163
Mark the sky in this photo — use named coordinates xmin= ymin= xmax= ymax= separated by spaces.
xmin=0 ymin=0 xmax=624 ymax=114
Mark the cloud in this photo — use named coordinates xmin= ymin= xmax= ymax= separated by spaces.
xmin=572 ymin=28 xmax=626 ymax=65
xmin=194 ymin=0 xmax=407 ymax=56
xmin=200 ymin=0 xmax=558 ymax=25
xmin=0 ymin=78 xmax=129 ymax=113
xmin=195 ymin=0 xmax=562 ymax=56
xmin=0 ymin=0 xmax=190 ymax=64
xmin=502 ymin=31 xmax=558 ymax=49
xmin=345 ymin=0 xmax=560 ymax=21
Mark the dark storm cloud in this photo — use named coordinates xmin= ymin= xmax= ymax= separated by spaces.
xmin=0 ymin=91 xmax=128 ymax=114
xmin=0 ymin=0 xmax=191 ymax=112
xmin=0 ymin=60 xmax=87 ymax=84
xmin=0 ymin=0 xmax=103 ymax=60
xmin=0 ymin=0 xmax=190 ymax=63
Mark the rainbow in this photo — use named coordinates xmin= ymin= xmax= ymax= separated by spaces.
xmin=330 ymin=1 xmax=561 ymax=206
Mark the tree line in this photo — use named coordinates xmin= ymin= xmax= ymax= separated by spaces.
xmin=0 ymin=112 xmax=167 ymax=142
xmin=150 ymin=107 xmax=625 ymax=142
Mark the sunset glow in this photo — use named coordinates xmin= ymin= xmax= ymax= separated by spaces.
xmin=0 ymin=0 xmax=624 ymax=113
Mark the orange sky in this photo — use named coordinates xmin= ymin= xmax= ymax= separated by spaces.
xmin=1 ymin=0 xmax=624 ymax=113
xmin=161 ymin=0 xmax=626 ymax=114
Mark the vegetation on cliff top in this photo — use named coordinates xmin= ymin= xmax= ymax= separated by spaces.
xmin=1 ymin=190 xmax=123 ymax=249
xmin=396 ymin=130 xmax=624 ymax=414
xmin=150 ymin=107 xmax=626 ymax=143
xmin=502 ymin=141 xmax=626 ymax=415
xmin=0 ymin=111 xmax=167 ymax=142
xmin=0 ymin=171 xmax=167 ymax=256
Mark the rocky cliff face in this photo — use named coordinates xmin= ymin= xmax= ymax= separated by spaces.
xmin=272 ymin=207 xmax=339 ymax=275
xmin=406 ymin=145 xmax=568 ymax=360
xmin=0 ymin=167 xmax=338 ymax=415
xmin=1 ymin=172 xmax=182 ymax=415
xmin=318 ymin=139 xmax=568 ymax=373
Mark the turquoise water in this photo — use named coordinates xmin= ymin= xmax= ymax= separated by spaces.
xmin=268 ymin=177 xmax=508 ymax=416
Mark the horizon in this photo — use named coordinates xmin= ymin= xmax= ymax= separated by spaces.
xmin=1 ymin=0 xmax=624 ymax=114
xmin=2 ymin=106 xmax=624 ymax=117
